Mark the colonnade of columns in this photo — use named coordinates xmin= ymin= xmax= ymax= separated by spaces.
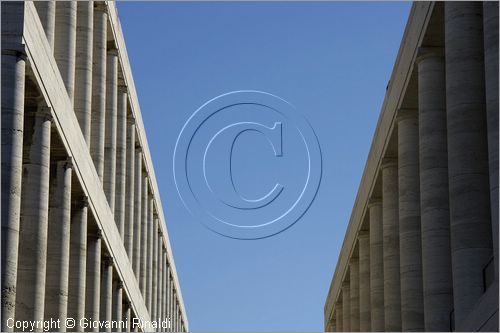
xmin=2 ymin=1 xmax=187 ymax=332
xmin=326 ymin=2 xmax=498 ymax=332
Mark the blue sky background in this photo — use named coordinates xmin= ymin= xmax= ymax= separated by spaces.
xmin=117 ymin=2 xmax=411 ymax=331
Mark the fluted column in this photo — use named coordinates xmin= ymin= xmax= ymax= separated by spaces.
xmin=45 ymin=158 xmax=73 ymax=329
xmin=112 ymin=281 xmax=123 ymax=332
xmin=101 ymin=257 xmax=113 ymax=333
xmin=445 ymin=2 xmax=493 ymax=324
xmin=140 ymin=177 xmax=148 ymax=294
xmin=125 ymin=118 xmax=136 ymax=259
xmin=74 ymin=1 xmax=93 ymax=145
xmin=342 ymin=281 xmax=350 ymax=332
xmin=483 ymin=1 xmax=499 ymax=279
xmin=1 ymin=45 xmax=26 ymax=330
xmin=133 ymin=148 xmax=142 ymax=277
xmin=152 ymin=218 xmax=158 ymax=321
xmin=397 ymin=109 xmax=424 ymax=331
xmin=86 ymin=230 xmax=101 ymax=332
xmin=350 ymin=258 xmax=360 ymax=331
xmin=54 ymin=1 xmax=77 ymax=104
xmin=417 ymin=48 xmax=453 ymax=331
xmin=335 ymin=303 xmax=343 ymax=332
xmin=116 ymin=86 xmax=128 ymax=238
xmin=368 ymin=199 xmax=384 ymax=331
xmin=15 ymin=106 xmax=52 ymax=325
xmin=34 ymin=0 xmax=55 ymax=49
xmin=104 ymin=47 xmax=118 ymax=212
xmin=68 ymin=196 xmax=89 ymax=331
xmin=358 ymin=231 xmax=370 ymax=331
xmin=381 ymin=158 xmax=401 ymax=331
xmin=90 ymin=3 xmax=108 ymax=180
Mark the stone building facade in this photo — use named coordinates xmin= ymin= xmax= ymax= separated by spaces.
xmin=2 ymin=1 xmax=188 ymax=331
xmin=324 ymin=2 xmax=498 ymax=332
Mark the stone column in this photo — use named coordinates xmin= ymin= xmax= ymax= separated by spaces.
xmin=140 ymin=177 xmax=148 ymax=294
xmin=112 ymin=281 xmax=123 ymax=332
xmin=101 ymin=257 xmax=113 ymax=333
xmin=417 ymin=48 xmax=453 ymax=331
xmin=381 ymin=158 xmax=401 ymax=331
xmin=157 ymin=241 xmax=163 ymax=322
xmin=444 ymin=2 xmax=493 ymax=324
xmin=335 ymin=303 xmax=343 ymax=332
xmin=350 ymin=258 xmax=359 ymax=331
xmin=45 ymin=158 xmax=73 ymax=329
xmin=397 ymin=109 xmax=424 ymax=331
xmin=342 ymin=281 xmax=350 ymax=332
xmin=483 ymin=1 xmax=499 ymax=279
xmin=368 ymin=199 xmax=384 ymax=331
xmin=34 ymin=0 xmax=56 ymax=49
xmin=152 ymin=218 xmax=158 ymax=321
xmin=86 ymin=230 xmax=101 ymax=331
xmin=54 ymin=1 xmax=77 ymax=104
xmin=123 ymin=301 xmax=131 ymax=333
xmin=90 ymin=3 xmax=108 ymax=181
xmin=167 ymin=272 xmax=172 ymax=332
xmin=1 ymin=45 xmax=25 ymax=330
xmin=133 ymin=149 xmax=142 ymax=278
xmin=15 ymin=106 xmax=52 ymax=324
xmin=164 ymin=260 xmax=169 ymax=331
xmin=358 ymin=231 xmax=370 ymax=331
xmin=115 ymin=86 xmax=128 ymax=238
xmin=104 ymin=47 xmax=118 ymax=212
xmin=147 ymin=199 xmax=154 ymax=312
xmin=68 ymin=196 xmax=89 ymax=331
xmin=125 ymin=118 xmax=136 ymax=260
xmin=74 ymin=1 xmax=93 ymax=145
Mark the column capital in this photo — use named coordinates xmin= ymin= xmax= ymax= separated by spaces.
xmin=416 ymin=46 xmax=444 ymax=63
xmin=35 ymin=105 xmax=53 ymax=121
xmin=89 ymin=229 xmax=102 ymax=240
xmin=349 ymin=257 xmax=359 ymax=264
xmin=2 ymin=43 xmax=27 ymax=60
xmin=381 ymin=157 xmax=397 ymax=170
xmin=64 ymin=156 xmax=74 ymax=170
xmin=118 ymin=84 xmax=128 ymax=94
xmin=94 ymin=2 xmax=108 ymax=13
xmin=107 ymin=45 xmax=119 ymax=56
xmin=367 ymin=197 xmax=382 ymax=208
xmin=103 ymin=256 xmax=114 ymax=266
xmin=342 ymin=280 xmax=350 ymax=288
xmin=127 ymin=117 xmax=136 ymax=125
xmin=81 ymin=195 xmax=89 ymax=208
xmin=358 ymin=230 xmax=369 ymax=239
xmin=396 ymin=108 xmax=418 ymax=122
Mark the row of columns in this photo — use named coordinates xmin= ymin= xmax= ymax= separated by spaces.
xmin=329 ymin=2 xmax=498 ymax=332
xmin=2 ymin=1 xmax=187 ymax=331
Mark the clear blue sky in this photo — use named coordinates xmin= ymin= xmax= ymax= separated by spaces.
xmin=117 ymin=2 xmax=411 ymax=331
